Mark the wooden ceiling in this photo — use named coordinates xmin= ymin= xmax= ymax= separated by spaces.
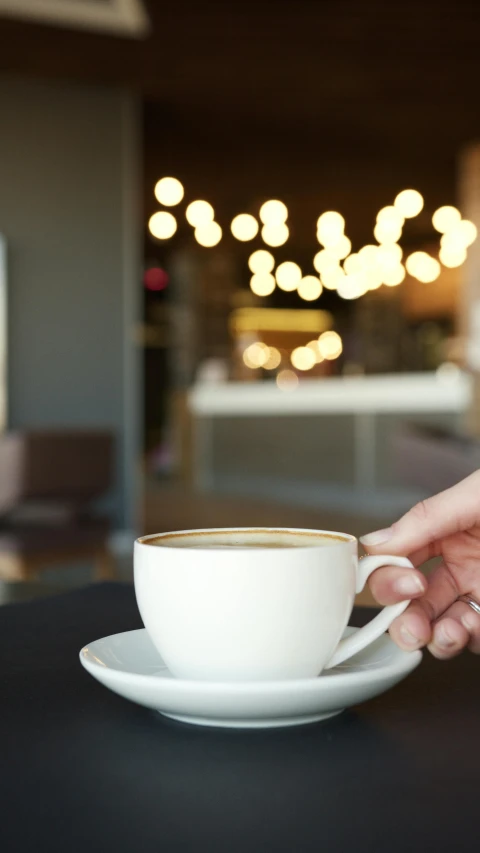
xmin=1 ymin=1 xmax=479 ymax=243
xmin=0 ymin=1 xmax=478 ymax=149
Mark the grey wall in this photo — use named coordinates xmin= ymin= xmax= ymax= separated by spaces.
xmin=0 ymin=77 xmax=141 ymax=529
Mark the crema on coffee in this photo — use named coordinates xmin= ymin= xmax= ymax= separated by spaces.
xmin=141 ymin=529 xmax=348 ymax=549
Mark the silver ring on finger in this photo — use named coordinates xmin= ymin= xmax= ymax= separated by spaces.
xmin=458 ymin=594 xmax=480 ymax=616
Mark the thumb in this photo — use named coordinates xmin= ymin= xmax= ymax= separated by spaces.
xmin=360 ymin=470 xmax=480 ymax=559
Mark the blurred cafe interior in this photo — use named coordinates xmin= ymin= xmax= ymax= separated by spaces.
xmin=0 ymin=0 xmax=480 ymax=602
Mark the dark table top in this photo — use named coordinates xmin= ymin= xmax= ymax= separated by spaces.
xmin=1 ymin=583 xmax=478 ymax=853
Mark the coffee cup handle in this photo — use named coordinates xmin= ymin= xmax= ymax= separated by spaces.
xmin=324 ymin=555 xmax=415 ymax=670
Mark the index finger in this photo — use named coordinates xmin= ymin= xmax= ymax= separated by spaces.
xmin=360 ymin=470 xmax=480 ymax=557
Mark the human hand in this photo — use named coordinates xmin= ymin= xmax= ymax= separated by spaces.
xmin=361 ymin=471 xmax=480 ymax=659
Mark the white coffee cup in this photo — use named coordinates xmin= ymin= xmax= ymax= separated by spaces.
xmin=134 ymin=527 xmax=413 ymax=681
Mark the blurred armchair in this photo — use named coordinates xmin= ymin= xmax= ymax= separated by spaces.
xmin=0 ymin=430 xmax=115 ymax=582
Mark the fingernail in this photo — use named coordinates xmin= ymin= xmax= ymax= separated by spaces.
xmin=436 ymin=624 xmax=456 ymax=649
xmin=393 ymin=574 xmax=425 ymax=597
xmin=399 ymin=625 xmax=421 ymax=647
xmin=461 ymin=613 xmax=478 ymax=632
xmin=360 ymin=527 xmax=393 ymax=547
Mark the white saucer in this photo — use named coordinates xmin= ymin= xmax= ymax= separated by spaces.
xmin=80 ymin=627 xmax=422 ymax=729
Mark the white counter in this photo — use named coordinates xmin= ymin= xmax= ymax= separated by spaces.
xmin=190 ymin=371 xmax=473 ymax=417
xmin=188 ymin=371 xmax=473 ymax=491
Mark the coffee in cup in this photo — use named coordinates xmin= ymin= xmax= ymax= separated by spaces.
xmin=134 ymin=527 xmax=413 ymax=681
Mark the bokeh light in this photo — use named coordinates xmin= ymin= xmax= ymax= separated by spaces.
xmin=317 ymin=211 xmax=345 ymax=231
xmin=154 ymin=177 xmax=184 ymax=206
xmin=374 ymin=219 xmax=403 ymax=244
xmin=382 ymin=264 xmax=406 ymax=286
xmin=358 ymin=245 xmax=379 ymax=267
xmin=343 ymin=253 xmax=363 ymax=275
xmin=291 ymin=346 xmax=316 ymax=371
xmin=264 ymin=347 xmax=282 ymax=370
xmin=436 ymin=362 xmax=461 ymax=382
xmin=143 ymin=267 xmax=169 ymax=291
xmin=186 ymin=200 xmax=214 ymax=227
xmin=440 ymin=233 xmax=457 ymax=250
xmin=243 ymin=342 xmax=270 ymax=369
xmin=327 ymin=235 xmax=352 ymax=259
xmin=313 ymin=249 xmax=341 ymax=274
xmin=405 ymin=251 xmax=441 ymax=282
xmin=275 ymin=261 xmax=302 ymax=291
xmin=318 ymin=330 xmax=343 ymax=360
xmin=248 ymin=249 xmax=275 ymax=274
xmin=262 ymin=223 xmax=289 ymax=247
xmin=376 ymin=206 xmax=404 ymax=226
xmin=276 ymin=369 xmax=299 ymax=391
xmin=394 ymin=189 xmax=424 ymax=218
xmin=367 ymin=271 xmax=383 ymax=290
xmin=445 ymin=219 xmax=477 ymax=248
xmin=432 ymin=206 xmax=461 ymax=233
xmin=357 ymin=254 xmax=384 ymax=289
xmin=439 ymin=245 xmax=467 ymax=268
xmin=231 ymin=213 xmax=259 ymax=241
xmin=194 ymin=221 xmax=222 ymax=247
xmin=259 ymin=200 xmax=288 ymax=225
xmin=297 ymin=276 xmax=322 ymax=301
xmin=317 ymin=211 xmax=345 ymax=247
xmin=376 ymin=243 xmax=403 ymax=271
xmin=306 ymin=340 xmax=324 ymax=363
xmin=337 ymin=272 xmax=369 ymax=300
xmin=148 ymin=211 xmax=177 ymax=240
xmin=250 ymin=273 xmax=276 ymax=296
xmin=320 ymin=266 xmax=345 ymax=290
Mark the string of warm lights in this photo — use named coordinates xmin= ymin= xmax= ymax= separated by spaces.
xmin=147 ymin=177 xmax=478 ymax=383
xmin=309 ymin=193 xmax=477 ymax=300
xmin=147 ymin=178 xmax=478 ymax=307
